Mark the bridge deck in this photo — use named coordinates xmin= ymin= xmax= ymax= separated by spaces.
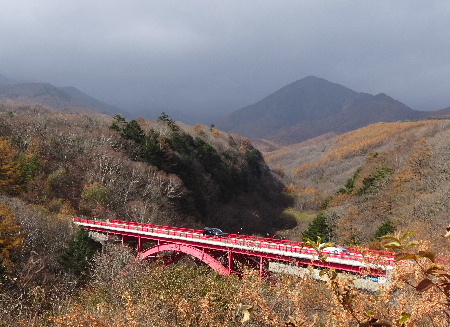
xmin=74 ymin=218 xmax=394 ymax=274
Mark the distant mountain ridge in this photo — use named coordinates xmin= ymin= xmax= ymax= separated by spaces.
xmin=215 ymin=76 xmax=443 ymax=146
xmin=0 ymin=80 xmax=123 ymax=115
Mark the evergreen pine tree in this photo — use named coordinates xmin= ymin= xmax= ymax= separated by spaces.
xmin=373 ymin=220 xmax=395 ymax=240
xmin=60 ymin=228 xmax=99 ymax=275
xmin=302 ymin=212 xmax=330 ymax=242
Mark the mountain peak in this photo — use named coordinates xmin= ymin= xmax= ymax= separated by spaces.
xmin=300 ymin=75 xmax=323 ymax=81
xmin=215 ymin=76 xmax=426 ymax=146
xmin=285 ymin=75 xmax=346 ymax=89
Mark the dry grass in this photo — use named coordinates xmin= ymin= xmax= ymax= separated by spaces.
xmin=25 ymin=236 xmax=450 ymax=327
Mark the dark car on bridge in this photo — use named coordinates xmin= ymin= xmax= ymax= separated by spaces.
xmin=202 ymin=227 xmax=225 ymax=237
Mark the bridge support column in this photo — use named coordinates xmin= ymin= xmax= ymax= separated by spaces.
xmin=137 ymin=236 xmax=142 ymax=253
xmin=259 ymin=257 xmax=264 ymax=278
xmin=228 ymin=251 xmax=232 ymax=274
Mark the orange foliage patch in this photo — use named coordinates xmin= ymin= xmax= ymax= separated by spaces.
xmin=324 ymin=121 xmax=437 ymax=161
xmin=293 ymin=121 xmax=439 ymax=176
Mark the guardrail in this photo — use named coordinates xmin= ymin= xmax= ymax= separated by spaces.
xmin=74 ymin=218 xmax=396 ymax=268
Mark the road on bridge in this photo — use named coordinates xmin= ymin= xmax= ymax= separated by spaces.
xmin=74 ymin=218 xmax=395 ymax=277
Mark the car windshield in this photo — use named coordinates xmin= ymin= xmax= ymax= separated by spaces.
xmin=203 ymin=227 xmax=224 ymax=236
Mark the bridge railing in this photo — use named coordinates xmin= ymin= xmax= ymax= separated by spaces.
xmin=74 ymin=218 xmax=395 ymax=267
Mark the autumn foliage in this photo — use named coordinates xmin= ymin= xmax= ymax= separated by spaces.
xmin=43 ymin=233 xmax=449 ymax=327
xmin=0 ymin=204 xmax=25 ymax=270
xmin=0 ymin=103 xmax=449 ymax=326
xmin=0 ymin=138 xmax=19 ymax=194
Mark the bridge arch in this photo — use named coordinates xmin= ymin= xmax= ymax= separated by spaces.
xmin=138 ymin=243 xmax=230 ymax=275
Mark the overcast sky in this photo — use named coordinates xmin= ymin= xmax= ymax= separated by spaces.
xmin=1 ymin=1 xmax=449 ymax=123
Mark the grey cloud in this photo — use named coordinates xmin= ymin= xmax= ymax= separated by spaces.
xmin=1 ymin=0 xmax=448 ymax=123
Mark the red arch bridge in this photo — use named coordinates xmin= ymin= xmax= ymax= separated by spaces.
xmin=73 ymin=218 xmax=395 ymax=278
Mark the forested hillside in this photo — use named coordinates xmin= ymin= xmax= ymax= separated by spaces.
xmin=265 ymin=120 xmax=450 ymax=254
xmin=0 ymin=103 xmax=293 ymax=325
xmin=0 ymin=103 xmax=288 ymax=234
xmin=0 ymin=103 xmax=448 ymax=326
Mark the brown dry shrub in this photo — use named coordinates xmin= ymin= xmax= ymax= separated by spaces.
xmin=42 ymin=234 xmax=449 ymax=327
